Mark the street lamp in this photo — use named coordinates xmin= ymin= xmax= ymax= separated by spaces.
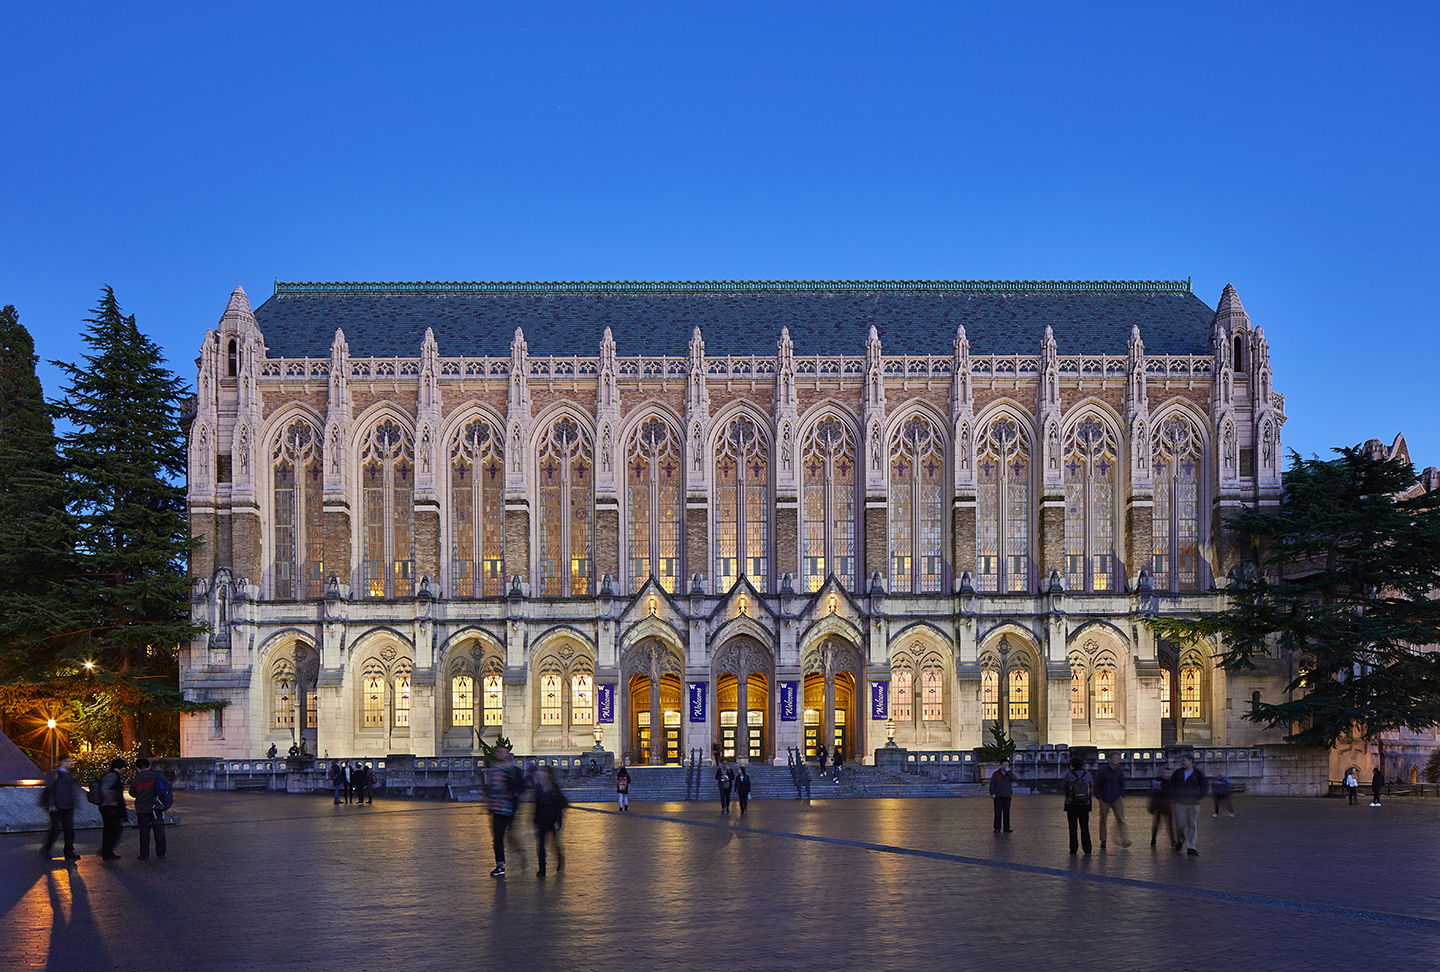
xmin=884 ymin=718 xmax=897 ymax=748
xmin=592 ymin=725 xmax=605 ymax=752
xmin=47 ymin=718 xmax=58 ymax=768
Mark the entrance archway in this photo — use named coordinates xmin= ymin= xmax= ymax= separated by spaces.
xmin=622 ymin=639 xmax=685 ymax=765
xmin=802 ymin=639 xmax=863 ymax=764
xmin=713 ymin=638 xmax=774 ymax=764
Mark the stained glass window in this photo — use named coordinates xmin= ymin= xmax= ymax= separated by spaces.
xmin=1008 ymin=667 xmax=1030 ymax=722
xmin=363 ymin=672 xmax=385 ymax=727
xmin=891 ymin=666 xmax=913 ymax=723
xmin=394 ymin=673 xmax=411 ymax=728
xmin=451 ymin=675 xmax=474 ymax=727
xmin=272 ymin=419 xmax=324 ymax=598
xmin=571 ymin=674 xmax=594 ymax=725
xmin=1063 ymin=416 xmax=1117 ymax=592
xmin=627 ymin=417 xmax=683 ymax=594
xmin=977 ymin=417 xmax=1030 ymax=593
xmin=483 ymin=674 xmax=504 ymax=726
xmin=714 ymin=416 xmax=769 ymax=592
xmin=538 ymin=418 xmax=593 ymax=596
xmin=981 ymin=666 xmax=999 ymax=721
xmin=1153 ymin=416 xmax=1201 ymax=592
xmin=1180 ymin=664 xmax=1202 ymax=719
xmin=361 ymin=419 xmax=414 ymax=597
xmin=1095 ymin=667 xmax=1115 ymax=720
xmin=451 ymin=418 xmax=506 ymax=597
xmin=921 ymin=664 xmax=943 ymax=722
xmin=1071 ymin=665 xmax=1086 ymax=720
xmin=1160 ymin=668 xmax=1173 ymax=719
xmin=889 ymin=415 xmax=945 ymax=593
xmin=540 ymin=673 xmax=563 ymax=725
xmin=802 ymin=416 xmax=858 ymax=592
xmin=274 ymin=666 xmax=295 ymax=728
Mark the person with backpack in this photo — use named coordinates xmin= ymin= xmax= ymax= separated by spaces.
xmin=1063 ymin=755 xmax=1094 ymax=856
xmin=1211 ymin=774 xmax=1235 ymax=818
xmin=39 ymin=754 xmax=81 ymax=862
xmin=816 ymin=744 xmax=828 ymax=778
xmin=716 ymin=762 xmax=734 ymax=814
xmin=1169 ymin=753 xmax=1207 ymax=855
xmin=354 ymin=763 xmax=372 ymax=804
xmin=128 ymin=757 xmax=171 ymax=860
xmin=532 ymin=765 xmax=569 ymax=877
xmin=96 ymin=758 xmax=128 ymax=861
xmin=485 ymin=746 xmax=527 ymax=877
xmin=615 ymin=766 xmax=631 ymax=811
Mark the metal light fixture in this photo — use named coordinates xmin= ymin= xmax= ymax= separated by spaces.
xmin=592 ymin=725 xmax=605 ymax=751
xmin=885 ymin=718 xmax=897 ymax=748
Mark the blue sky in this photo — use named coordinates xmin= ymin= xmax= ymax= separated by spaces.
xmin=2 ymin=3 xmax=1436 ymax=465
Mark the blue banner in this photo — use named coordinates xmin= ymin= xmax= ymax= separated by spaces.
xmin=871 ymin=680 xmax=889 ymax=721
xmin=688 ymin=681 xmax=707 ymax=723
xmin=597 ymin=683 xmax=614 ymax=724
xmin=780 ymin=681 xmax=799 ymax=722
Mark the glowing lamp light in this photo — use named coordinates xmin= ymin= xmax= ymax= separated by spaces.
xmin=592 ymin=725 xmax=605 ymax=752
xmin=83 ymin=660 xmax=95 ymax=670
xmin=47 ymin=719 xmax=57 ymax=730
xmin=885 ymin=718 xmax=897 ymax=748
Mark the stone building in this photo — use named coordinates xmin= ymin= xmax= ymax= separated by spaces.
xmin=180 ymin=278 xmax=1292 ymax=764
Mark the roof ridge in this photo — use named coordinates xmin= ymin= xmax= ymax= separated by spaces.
xmin=272 ymin=278 xmax=1193 ymax=297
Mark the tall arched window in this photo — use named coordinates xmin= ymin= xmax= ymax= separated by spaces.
xmin=1070 ymin=660 xmax=1087 ymax=721
xmin=361 ymin=419 xmax=414 ymax=598
xmin=227 ymin=338 xmax=239 ymax=377
xmin=891 ymin=662 xmax=914 ymax=723
xmin=272 ymin=418 xmax=324 ymax=599
xmin=1008 ymin=667 xmax=1030 ymax=722
xmin=536 ymin=652 xmax=594 ymax=734
xmin=450 ymin=673 xmax=475 ymax=727
xmin=1153 ymin=415 xmax=1201 ymax=591
xmin=394 ymin=668 xmax=412 ymax=728
xmin=1180 ymin=657 xmax=1203 ymax=719
xmin=482 ymin=657 xmax=504 ymax=727
xmin=273 ymin=661 xmax=295 ymax=729
xmin=714 ymin=416 xmax=769 ymax=593
xmin=1160 ymin=667 xmax=1173 ymax=719
xmin=1063 ymin=415 xmax=1117 ymax=592
xmin=450 ymin=418 xmax=505 ymax=597
xmin=362 ymin=662 xmax=385 ymax=728
xmin=977 ymin=417 xmax=1030 ymax=593
xmin=889 ymin=415 xmax=945 ymax=593
xmin=626 ymin=417 xmax=683 ymax=594
xmin=802 ymin=416 xmax=858 ymax=592
xmin=921 ymin=658 xmax=944 ymax=722
xmin=981 ymin=663 xmax=1000 ymax=722
xmin=1094 ymin=664 xmax=1116 ymax=720
xmin=537 ymin=417 xmax=593 ymax=596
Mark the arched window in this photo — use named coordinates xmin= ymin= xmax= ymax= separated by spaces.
xmin=977 ymin=417 xmax=1030 ymax=593
xmin=889 ymin=415 xmax=945 ymax=593
xmin=1153 ymin=415 xmax=1201 ymax=591
xmin=891 ymin=664 xmax=913 ymax=723
xmin=537 ymin=417 xmax=593 ymax=596
xmin=921 ymin=659 xmax=944 ymax=722
xmin=272 ymin=418 xmax=324 ymax=599
xmin=1008 ymin=667 xmax=1030 ymax=722
xmin=1180 ymin=660 xmax=1202 ymax=719
xmin=626 ymin=417 xmax=683 ymax=594
xmin=535 ymin=652 xmax=596 ymax=734
xmin=802 ymin=416 xmax=858 ymax=592
xmin=1094 ymin=665 xmax=1116 ymax=720
xmin=273 ymin=661 xmax=296 ymax=729
xmin=1063 ymin=415 xmax=1117 ymax=592
xmin=1070 ymin=661 xmax=1087 ymax=720
xmin=714 ymin=416 xmax=769 ymax=593
xmin=394 ymin=670 xmax=412 ymax=728
xmin=451 ymin=674 xmax=475 ymax=727
xmin=540 ymin=669 xmax=563 ymax=725
xmin=362 ymin=665 xmax=385 ymax=728
xmin=361 ymin=420 xmax=415 ymax=598
xmin=1232 ymin=334 xmax=1244 ymax=370
xmin=571 ymin=673 xmax=594 ymax=725
xmin=481 ymin=656 xmax=504 ymax=727
xmin=1161 ymin=669 xmax=1173 ymax=719
xmin=227 ymin=338 xmax=239 ymax=377
xmin=981 ymin=663 xmax=1000 ymax=722
xmin=450 ymin=418 xmax=505 ymax=597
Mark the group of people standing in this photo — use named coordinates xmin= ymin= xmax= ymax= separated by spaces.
xmin=815 ymin=745 xmax=843 ymax=781
xmin=483 ymin=747 xmax=569 ymax=878
xmin=38 ymin=755 xmax=171 ymax=863
xmin=1342 ymin=766 xmax=1388 ymax=806
xmin=991 ymin=751 xmax=1231 ymax=857
xmin=714 ymin=762 xmax=753 ymax=814
xmin=328 ymin=760 xmax=373 ymax=804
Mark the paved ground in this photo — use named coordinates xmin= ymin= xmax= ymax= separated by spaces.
xmin=2 ymin=790 xmax=1436 ymax=971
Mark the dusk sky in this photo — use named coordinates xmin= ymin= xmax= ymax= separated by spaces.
xmin=2 ymin=3 xmax=1436 ymax=465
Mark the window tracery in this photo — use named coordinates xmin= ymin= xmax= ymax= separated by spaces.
xmin=889 ymin=415 xmax=945 ymax=593
xmin=482 ymin=656 xmax=504 ymax=727
xmin=626 ymin=417 xmax=683 ymax=594
xmin=272 ymin=418 xmax=324 ymax=599
xmin=535 ymin=650 xmax=595 ymax=732
xmin=1063 ymin=415 xmax=1117 ymax=592
xmin=977 ymin=416 xmax=1030 ymax=593
xmin=1152 ymin=415 xmax=1201 ymax=591
xmin=273 ymin=659 xmax=296 ymax=729
xmin=714 ymin=415 xmax=769 ymax=592
xmin=361 ymin=419 xmax=415 ymax=597
xmin=450 ymin=418 xmax=505 ymax=597
xmin=537 ymin=417 xmax=593 ymax=596
xmin=451 ymin=672 xmax=475 ymax=728
xmin=802 ymin=416 xmax=857 ymax=592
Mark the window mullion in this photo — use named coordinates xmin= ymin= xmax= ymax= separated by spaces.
xmin=561 ymin=460 xmax=571 ymax=597
xmin=650 ymin=461 xmax=659 ymax=586
xmin=384 ymin=462 xmax=394 ymax=597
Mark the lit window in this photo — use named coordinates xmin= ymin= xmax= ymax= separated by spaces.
xmin=1160 ymin=668 xmax=1173 ymax=719
xmin=451 ymin=419 xmax=505 ymax=597
xmin=1008 ymin=668 xmax=1030 ymax=722
xmin=538 ymin=418 xmax=593 ymax=596
xmin=451 ymin=675 xmax=474 ymax=727
xmin=363 ymin=673 xmax=385 ymax=727
xmin=571 ymin=674 xmax=594 ymax=725
xmin=272 ymin=419 xmax=324 ymax=598
xmin=803 ymin=416 xmax=857 ymax=592
xmin=889 ymin=415 xmax=945 ymax=594
xmin=921 ymin=665 xmax=943 ymax=722
xmin=714 ymin=416 xmax=769 ymax=593
xmin=892 ymin=667 xmax=913 ymax=723
xmin=1153 ymin=416 xmax=1201 ymax=592
xmin=361 ymin=420 xmax=414 ymax=597
xmin=627 ymin=418 xmax=683 ymax=594
xmin=1071 ymin=666 xmax=1086 ymax=720
xmin=981 ymin=667 xmax=999 ymax=721
xmin=1063 ymin=416 xmax=1116 ymax=593
xmin=483 ymin=674 xmax=504 ymax=726
xmin=394 ymin=673 xmax=411 ymax=728
xmin=274 ymin=670 xmax=295 ymax=728
xmin=1181 ymin=664 xmax=1201 ymax=719
xmin=977 ymin=417 xmax=1029 ymax=593
xmin=1095 ymin=667 xmax=1115 ymax=720
xmin=540 ymin=673 xmax=563 ymax=725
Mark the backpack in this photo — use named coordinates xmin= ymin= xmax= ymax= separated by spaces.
xmin=1069 ymin=770 xmax=1092 ymax=805
xmin=86 ymin=777 xmax=104 ymax=805
xmin=154 ymin=776 xmax=174 ymax=811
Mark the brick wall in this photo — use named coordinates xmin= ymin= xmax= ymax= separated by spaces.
xmin=414 ymin=505 xmax=441 ymax=587
xmin=864 ymin=505 xmax=887 ymax=588
xmin=1126 ymin=499 xmax=1152 ymax=585
xmin=323 ymin=507 xmax=352 ymax=587
xmin=190 ymin=510 xmax=216 ymax=578
xmin=686 ymin=505 xmax=708 ymax=588
xmin=1039 ymin=496 xmax=1064 ymax=586
xmin=231 ymin=509 xmax=263 ymax=583
xmin=595 ymin=506 xmax=620 ymax=587
xmin=775 ymin=507 xmax=797 ymax=580
xmin=505 ymin=507 xmax=530 ymax=587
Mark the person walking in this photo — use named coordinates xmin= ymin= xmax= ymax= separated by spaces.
xmin=97 ymin=758 xmax=128 ymax=861
xmin=832 ymin=750 xmax=843 ymax=782
xmin=716 ymin=762 xmax=734 ymax=814
xmin=736 ymin=767 xmax=752 ymax=815
xmin=1094 ymin=752 xmax=1132 ymax=849
xmin=1063 ymin=755 xmax=1093 ymax=856
xmin=616 ymin=766 xmax=631 ymax=812
xmin=1211 ymin=774 xmax=1235 ymax=817
xmin=486 ymin=746 xmax=527 ymax=877
xmin=1169 ymin=754 xmax=1207 ymax=856
xmin=1148 ymin=772 xmax=1175 ymax=848
xmin=989 ymin=759 xmax=1015 ymax=833
xmin=329 ymin=760 xmax=343 ymax=804
xmin=816 ymin=744 xmax=828 ymax=778
xmin=127 ymin=758 xmax=168 ymax=860
xmin=1370 ymin=765 xmax=1384 ymax=807
xmin=39 ymin=755 xmax=81 ymax=862
xmin=1343 ymin=770 xmax=1359 ymax=805
xmin=533 ymin=765 xmax=569 ymax=877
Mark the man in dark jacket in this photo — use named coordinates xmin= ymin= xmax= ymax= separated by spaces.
xmin=128 ymin=757 xmax=167 ymax=860
xmin=989 ymin=759 xmax=1015 ymax=833
xmin=1169 ymin=753 xmax=1206 ymax=856
xmin=40 ymin=755 xmax=81 ymax=861
xmin=1093 ymin=752 xmax=1132 ymax=849
xmin=715 ymin=762 xmax=734 ymax=814
xmin=532 ymin=765 xmax=569 ymax=877
xmin=97 ymin=758 xmax=127 ymax=861
xmin=1370 ymin=765 xmax=1384 ymax=807
xmin=1063 ymin=755 xmax=1093 ymax=855
xmin=486 ymin=747 xmax=527 ymax=877
xmin=735 ymin=767 xmax=752 ymax=815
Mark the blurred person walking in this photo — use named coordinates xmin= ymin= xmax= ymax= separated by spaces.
xmin=1211 ymin=774 xmax=1235 ymax=817
xmin=1148 ymin=772 xmax=1175 ymax=848
xmin=128 ymin=758 xmax=169 ymax=860
xmin=533 ymin=765 xmax=569 ymax=877
xmin=39 ymin=755 xmax=81 ymax=862
xmin=486 ymin=746 xmax=527 ymax=877
xmin=1169 ymin=754 xmax=1206 ymax=855
xmin=1094 ymin=752 xmax=1131 ymax=849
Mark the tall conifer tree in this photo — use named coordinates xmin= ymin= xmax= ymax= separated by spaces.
xmin=1148 ymin=446 xmax=1440 ymax=750
xmin=52 ymin=288 xmax=206 ymax=752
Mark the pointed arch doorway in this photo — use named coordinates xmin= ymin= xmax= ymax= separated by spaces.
xmin=713 ymin=639 xmax=774 ymax=764
xmin=623 ymin=640 xmax=685 ymax=765
xmin=803 ymin=640 xmax=862 ymax=764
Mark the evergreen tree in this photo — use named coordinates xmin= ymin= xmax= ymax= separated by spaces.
xmin=1148 ymin=446 xmax=1440 ymax=749
xmin=0 ymin=304 xmax=85 ymax=737
xmin=52 ymin=287 xmax=208 ymax=753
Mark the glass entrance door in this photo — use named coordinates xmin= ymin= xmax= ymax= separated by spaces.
xmin=747 ymin=711 xmax=763 ymax=760
xmin=833 ymin=709 xmax=846 ymax=763
xmin=720 ymin=710 xmax=738 ymax=760
xmin=803 ymin=708 xmax=820 ymax=758
xmin=638 ymin=711 xmax=652 ymax=763
xmin=663 ymin=710 xmax=682 ymax=764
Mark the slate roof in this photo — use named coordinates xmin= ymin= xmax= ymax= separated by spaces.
xmin=250 ymin=280 xmax=1217 ymax=359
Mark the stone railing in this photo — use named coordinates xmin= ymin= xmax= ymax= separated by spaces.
xmin=898 ymin=745 xmax=1266 ymax=786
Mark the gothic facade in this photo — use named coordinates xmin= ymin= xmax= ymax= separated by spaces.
xmin=180 ymin=279 xmax=1292 ymax=764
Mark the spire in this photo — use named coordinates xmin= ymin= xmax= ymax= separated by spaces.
xmin=1213 ymin=283 xmax=1251 ymax=333
xmin=219 ymin=285 xmax=255 ymax=327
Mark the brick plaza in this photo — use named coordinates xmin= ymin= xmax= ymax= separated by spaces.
xmin=3 ymin=791 xmax=1436 ymax=971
